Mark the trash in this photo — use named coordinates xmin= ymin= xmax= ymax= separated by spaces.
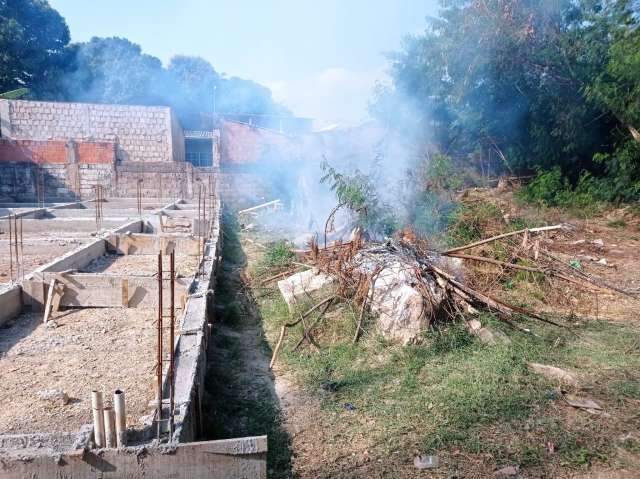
xmin=343 ymin=402 xmax=357 ymax=411
xmin=563 ymin=393 xmax=602 ymax=410
xmin=494 ymin=465 xmax=520 ymax=477
xmin=528 ymin=363 xmax=578 ymax=387
xmin=569 ymin=259 xmax=582 ymax=269
xmin=546 ymin=441 xmax=555 ymax=454
xmin=413 ymin=454 xmax=439 ymax=469
xmin=597 ymin=258 xmax=608 ymax=266
xmin=591 ymin=239 xmax=605 ymax=248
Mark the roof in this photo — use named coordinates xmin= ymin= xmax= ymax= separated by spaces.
xmin=184 ymin=130 xmax=215 ymax=139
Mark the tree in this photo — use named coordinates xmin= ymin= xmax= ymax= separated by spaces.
xmin=0 ymin=0 xmax=71 ymax=97
xmin=63 ymin=37 xmax=164 ymax=105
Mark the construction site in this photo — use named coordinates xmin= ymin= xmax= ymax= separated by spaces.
xmin=2 ymin=2 xmax=640 ymax=477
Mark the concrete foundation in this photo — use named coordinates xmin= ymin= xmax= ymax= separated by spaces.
xmin=0 ymin=189 xmax=267 ymax=478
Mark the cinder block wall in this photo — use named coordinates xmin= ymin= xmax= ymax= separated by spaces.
xmin=0 ymin=162 xmax=114 ymax=201
xmin=0 ymin=100 xmax=177 ymax=163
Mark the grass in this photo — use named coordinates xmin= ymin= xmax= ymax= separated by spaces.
xmin=252 ymin=249 xmax=640 ymax=474
xmin=607 ymin=219 xmax=627 ymax=228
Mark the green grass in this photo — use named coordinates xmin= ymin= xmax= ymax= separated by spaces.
xmin=254 ymin=271 xmax=640 ymax=473
xmin=607 ymin=219 xmax=627 ymax=228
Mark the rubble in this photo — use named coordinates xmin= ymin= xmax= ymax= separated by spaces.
xmin=528 ymin=363 xmax=578 ymax=387
xmin=277 ymin=268 xmax=335 ymax=310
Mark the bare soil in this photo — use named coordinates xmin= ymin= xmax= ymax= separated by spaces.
xmin=0 ymin=308 xmax=158 ymax=435
xmin=81 ymin=253 xmax=198 ymax=277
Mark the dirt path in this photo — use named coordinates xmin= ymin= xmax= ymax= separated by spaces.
xmin=201 ymin=217 xmax=293 ymax=477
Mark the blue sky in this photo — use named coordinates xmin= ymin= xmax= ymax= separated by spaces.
xmin=49 ymin=0 xmax=439 ymax=125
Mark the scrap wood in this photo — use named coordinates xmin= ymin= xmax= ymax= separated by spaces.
xmin=260 ymin=269 xmax=297 ymax=286
xmin=430 ymin=265 xmax=568 ymax=329
xmin=293 ymin=297 xmax=335 ymax=351
xmin=238 ymin=199 xmax=281 ymax=215
xmin=269 ymin=296 xmax=337 ymax=369
xmin=447 ymin=253 xmax=607 ymax=291
xmin=442 ymin=224 xmax=569 ymax=255
xmin=540 ymin=249 xmax=639 ymax=297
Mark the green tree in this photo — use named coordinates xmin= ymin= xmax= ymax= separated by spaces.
xmin=63 ymin=37 xmax=164 ymax=105
xmin=0 ymin=0 xmax=71 ymax=97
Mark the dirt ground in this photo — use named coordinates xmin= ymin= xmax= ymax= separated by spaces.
xmin=0 ymin=238 xmax=88 ymax=284
xmin=81 ymin=253 xmax=199 ymax=277
xmin=466 ymin=187 xmax=640 ymax=322
xmin=0 ymin=308 xmax=159 ymax=435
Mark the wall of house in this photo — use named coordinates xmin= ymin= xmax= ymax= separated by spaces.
xmin=0 ymin=100 xmax=177 ymax=163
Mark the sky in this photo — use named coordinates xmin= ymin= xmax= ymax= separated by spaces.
xmin=49 ymin=0 xmax=439 ymax=126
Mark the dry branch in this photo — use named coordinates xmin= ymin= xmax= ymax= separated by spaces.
xmin=443 ymin=224 xmax=568 ymax=255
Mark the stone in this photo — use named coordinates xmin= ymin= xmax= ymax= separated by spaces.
xmin=414 ymin=454 xmax=439 ymax=469
xmin=353 ymin=252 xmax=445 ymax=345
xmin=528 ymin=363 xmax=578 ymax=386
xmin=37 ymin=389 xmax=69 ymax=406
xmin=278 ymin=268 xmax=335 ymax=310
xmin=495 ymin=465 xmax=520 ymax=477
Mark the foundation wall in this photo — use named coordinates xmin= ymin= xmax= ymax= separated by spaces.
xmin=0 ymin=162 xmax=115 ymax=201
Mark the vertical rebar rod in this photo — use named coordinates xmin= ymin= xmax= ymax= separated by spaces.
xmin=8 ymin=216 xmax=13 ymax=282
xmin=13 ymin=215 xmax=19 ymax=282
xmin=169 ymin=250 xmax=175 ymax=438
xmin=197 ymin=183 xmax=202 ymax=267
xmin=19 ymin=217 xmax=23 ymax=282
xmin=156 ymin=251 xmax=163 ymax=439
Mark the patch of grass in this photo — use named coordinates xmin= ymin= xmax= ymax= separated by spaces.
xmin=607 ymin=218 xmax=627 ymax=228
xmin=445 ymin=201 xmax=504 ymax=247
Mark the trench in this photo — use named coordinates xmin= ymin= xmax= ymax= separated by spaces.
xmin=202 ymin=211 xmax=293 ymax=477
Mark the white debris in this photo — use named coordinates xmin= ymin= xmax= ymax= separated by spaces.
xmin=37 ymin=389 xmax=69 ymax=406
xmin=278 ymin=268 xmax=335 ymax=310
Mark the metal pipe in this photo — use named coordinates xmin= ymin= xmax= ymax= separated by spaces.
xmin=103 ymin=406 xmax=116 ymax=448
xmin=156 ymin=251 xmax=163 ymax=439
xmin=113 ymin=389 xmax=127 ymax=447
xmin=91 ymin=390 xmax=106 ymax=448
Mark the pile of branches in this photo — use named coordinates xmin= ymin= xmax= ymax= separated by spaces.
xmin=307 ymin=224 xmax=637 ymax=335
xmin=267 ymin=223 xmax=638 ymax=368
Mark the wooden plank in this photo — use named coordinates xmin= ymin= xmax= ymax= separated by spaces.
xmin=51 ymin=283 xmax=65 ymax=313
xmin=38 ymin=273 xmax=190 ymax=309
xmin=121 ymin=278 xmax=129 ymax=308
xmin=42 ymin=279 xmax=56 ymax=323
xmin=0 ymin=436 xmax=267 ymax=479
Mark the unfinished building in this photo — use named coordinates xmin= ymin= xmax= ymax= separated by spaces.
xmin=0 ymin=99 xmax=273 ymax=478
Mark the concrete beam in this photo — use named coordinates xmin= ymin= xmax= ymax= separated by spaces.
xmin=35 ymin=273 xmax=190 ymax=309
xmin=0 ymin=284 xmax=22 ymax=326
xmin=106 ymin=233 xmax=199 ymax=256
xmin=0 ymin=436 xmax=267 ymax=479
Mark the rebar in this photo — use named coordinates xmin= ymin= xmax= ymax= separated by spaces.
xmin=169 ymin=250 xmax=175 ymax=437
xmin=156 ymin=251 xmax=163 ymax=439
xmin=136 ymin=179 xmax=143 ymax=217
xmin=94 ymin=185 xmax=104 ymax=231
xmin=8 ymin=215 xmax=13 ymax=281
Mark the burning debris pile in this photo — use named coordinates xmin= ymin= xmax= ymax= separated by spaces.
xmin=268 ymin=221 xmax=638 ymax=365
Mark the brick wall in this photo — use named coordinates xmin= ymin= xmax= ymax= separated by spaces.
xmin=0 ymin=139 xmax=115 ymax=165
xmin=219 ymin=120 xmax=297 ymax=165
xmin=0 ymin=100 xmax=179 ymax=163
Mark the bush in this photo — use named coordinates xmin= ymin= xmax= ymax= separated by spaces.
xmin=263 ymin=241 xmax=295 ymax=269
xmin=517 ymin=167 xmax=605 ymax=216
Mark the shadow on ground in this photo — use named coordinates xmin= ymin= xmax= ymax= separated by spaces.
xmin=201 ymin=211 xmax=293 ymax=478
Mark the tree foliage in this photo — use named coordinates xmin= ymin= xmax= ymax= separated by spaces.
xmin=0 ymin=0 xmax=71 ymax=97
xmin=374 ymin=0 xmax=640 ymax=202
xmin=0 ymin=2 xmax=288 ymax=127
